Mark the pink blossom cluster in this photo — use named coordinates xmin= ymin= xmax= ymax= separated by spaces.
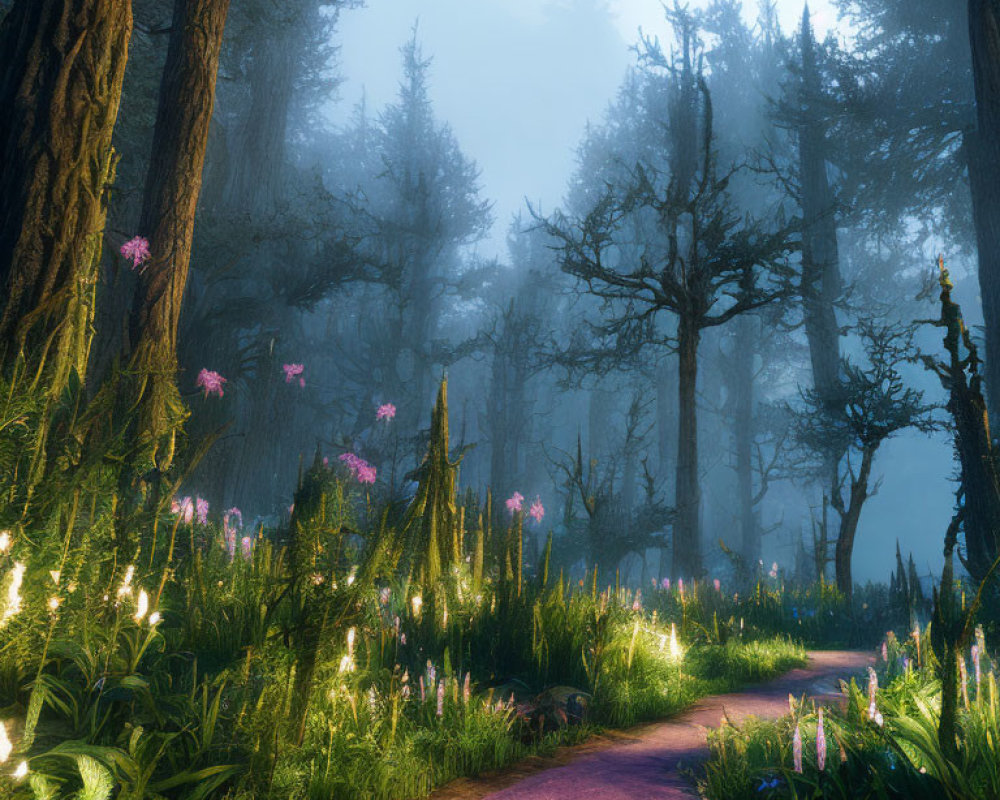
xmin=283 ymin=363 xmax=305 ymax=387
xmin=505 ymin=492 xmax=545 ymax=523
xmin=223 ymin=507 xmax=242 ymax=561
xmin=171 ymin=496 xmax=209 ymax=525
xmin=196 ymin=368 xmax=226 ymax=398
xmin=339 ymin=452 xmax=377 ymax=485
xmin=505 ymin=492 xmax=524 ymax=513
xmin=376 ymin=403 xmax=396 ymax=421
xmin=120 ymin=236 xmax=151 ymax=270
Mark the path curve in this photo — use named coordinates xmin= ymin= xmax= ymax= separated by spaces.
xmin=431 ymin=650 xmax=874 ymax=800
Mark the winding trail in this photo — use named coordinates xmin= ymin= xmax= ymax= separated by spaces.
xmin=431 ymin=650 xmax=874 ymax=800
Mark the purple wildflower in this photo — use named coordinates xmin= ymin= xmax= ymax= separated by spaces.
xmin=196 ymin=497 xmax=209 ymax=525
xmin=528 ymin=497 xmax=545 ymax=523
xmin=120 ymin=236 xmax=151 ymax=270
xmin=376 ymin=403 xmax=396 ymax=421
xmin=196 ymin=369 xmax=226 ymax=398
xmin=816 ymin=709 xmax=827 ymax=771
xmin=282 ymin=363 xmax=304 ymax=384
xmin=793 ymin=724 xmax=803 ymax=773
xmin=505 ymin=492 xmax=524 ymax=514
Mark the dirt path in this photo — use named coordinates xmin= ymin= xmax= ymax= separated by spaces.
xmin=431 ymin=650 xmax=874 ymax=800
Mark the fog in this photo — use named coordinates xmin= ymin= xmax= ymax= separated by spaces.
xmin=86 ymin=0 xmax=981 ymax=593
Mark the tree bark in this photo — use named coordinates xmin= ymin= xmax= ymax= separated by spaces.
xmin=797 ymin=9 xmax=841 ymax=405
xmin=968 ymin=0 xmax=1000 ymax=421
xmin=673 ymin=315 xmax=702 ymax=578
xmin=0 ymin=0 xmax=131 ymax=393
xmin=834 ymin=446 xmax=874 ymax=596
xmin=125 ymin=0 xmax=230 ymax=469
xmin=734 ymin=314 xmax=758 ymax=564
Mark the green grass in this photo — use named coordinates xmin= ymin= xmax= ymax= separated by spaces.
xmin=699 ymin=627 xmax=1000 ymax=800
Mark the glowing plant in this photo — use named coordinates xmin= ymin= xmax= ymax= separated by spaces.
xmin=283 ymin=363 xmax=305 ymax=386
xmin=0 ymin=721 xmax=11 ymax=763
xmin=12 ymin=761 xmax=27 ymax=780
xmin=669 ymin=622 xmax=683 ymax=661
xmin=437 ymin=679 xmax=445 ymax=717
xmin=196 ymin=368 xmax=226 ymax=398
xmin=135 ymin=589 xmax=149 ymax=622
xmin=376 ymin=403 xmax=396 ymax=421
xmin=2 ymin=562 xmax=26 ymax=624
xmin=0 ymin=531 xmax=10 ymax=553
xmin=117 ymin=565 xmax=135 ymax=598
xmin=528 ymin=497 xmax=545 ymax=523
xmin=120 ymin=236 xmax=151 ymax=269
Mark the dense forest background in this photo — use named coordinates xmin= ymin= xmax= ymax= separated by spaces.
xmin=1 ymin=0 xmax=997 ymax=592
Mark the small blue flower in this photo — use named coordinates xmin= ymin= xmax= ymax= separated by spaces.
xmin=757 ymin=777 xmax=782 ymax=791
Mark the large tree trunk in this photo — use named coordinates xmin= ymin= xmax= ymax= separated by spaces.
xmin=125 ymin=0 xmax=229 ymax=471
xmin=673 ymin=316 xmax=702 ymax=578
xmin=734 ymin=314 xmax=758 ymax=564
xmin=797 ymin=9 xmax=842 ymax=405
xmin=0 ymin=0 xmax=131 ymax=393
xmin=968 ymin=0 xmax=1000 ymax=421
xmin=833 ymin=445 xmax=874 ymax=596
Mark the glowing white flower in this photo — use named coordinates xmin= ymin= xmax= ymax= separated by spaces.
xmin=0 ymin=720 xmax=11 ymax=762
xmin=411 ymin=595 xmax=423 ymax=617
xmin=47 ymin=596 xmax=61 ymax=612
xmin=669 ymin=622 xmax=682 ymax=661
xmin=148 ymin=611 xmax=161 ymax=626
xmin=134 ymin=589 xmax=149 ymax=622
xmin=0 ymin=531 xmax=10 ymax=553
xmin=347 ymin=627 xmax=356 ymax=658
xmin=13 ymin=760 xmax=27 ymax=779
xmin=49 ymin=570 xmax=60 ymax=585
xmin=117 ymin=565 xmax=135 ymax=598
xmin=2 ymin=562 xmax=26 ymax=623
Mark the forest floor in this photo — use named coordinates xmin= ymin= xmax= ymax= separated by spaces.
xmin=430 ymin=650 xmax=874 ymax=800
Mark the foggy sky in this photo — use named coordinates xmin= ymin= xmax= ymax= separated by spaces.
xmin=329 ymin=0 xmax=952 ymax=588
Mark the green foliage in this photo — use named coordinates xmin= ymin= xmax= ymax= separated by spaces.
xmin=700 ymin=627 xmax=1000 ymax=800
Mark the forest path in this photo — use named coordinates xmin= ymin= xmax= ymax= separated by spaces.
xmin=430 ymin=650 xmax=874 ymax=800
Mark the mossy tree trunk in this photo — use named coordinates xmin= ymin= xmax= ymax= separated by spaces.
xmin=0 ymin=0 xmax=131 ymax=392
xmin=673 ymin=315 xmax=702 ymax=579
xmin=124 ymin=0 xmax=229 ymax=472
xmin=968 ymin=0 xmax=1000 ymax=421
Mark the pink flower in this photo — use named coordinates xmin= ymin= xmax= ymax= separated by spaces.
xmin=505 ymin=492 xmax=524 ymax=514
xmin=282 ymin=363 xmax=304 ymax=384
xmin=713 ymin=578 xmax=721 ymax=592
xmin=357 ymin=463 xmax=377 ymax=484
xmin=792 ymin=724 xmax=803 ymax=773
xmin=816 ymin=708 xmax=827 ymax=770
xmin=172 ymin=496 xmax=194 ymax=524
xmin=528 ymin=497 xmax=545 ymax=523
xmin=120 ymin=236 xmax=151 ymax=270
xmin=661 ymin=578 xmax=670 ymax=591
xmin=376 ymin=403 xmax=397 ymax=421
xmin=339 ymin=452 xmax=376 ymax=484
xmin=241 ymin=536 xmax=253 ymax=560
xmin=196 ymin=368 xmax=226 ymax=398
xmin=195 ymin=497 xmax=209 ymax=525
